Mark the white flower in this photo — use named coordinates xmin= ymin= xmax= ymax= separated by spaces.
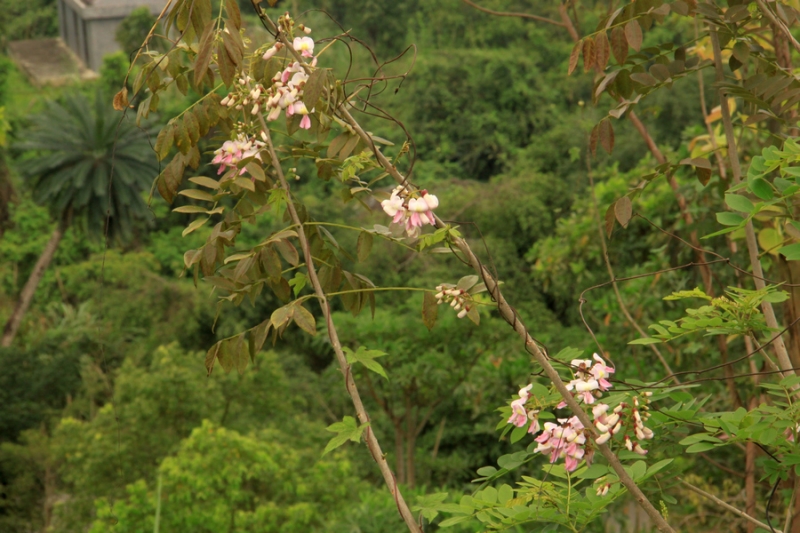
xmin=408 ymin=197 xmax=429 ymax=213
xmin=381 ymin=194 xmax=404 ymax=217
xmin=293 ymin=36 xmax=315 ymax=57
xmin=422 ymin=192 xmax=439 ymax=210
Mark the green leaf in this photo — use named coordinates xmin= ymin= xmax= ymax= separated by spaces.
xmin=179 ymin=189 xmax=215 ymax=202
xmin=303 ymin=68 xmax=327 ymax=109
xmin=182 ymin=217 xmax=209 ymax=236
xmin=422 ymin=291 xmax=438 ymax=331
xmin=457 ymin=275 xmax=480 ymax=291
xmin=323 ymin=416 xmax=369 ymax=455
xmin=577 ymin=463 xmax=609 ymax=479
xmin=763 ymin=291 xmax=789 ymax=303
xmin=749 ymin=178 xmax=774 ymax=200
xmin=685 ymin=442 xmax=719 ymax=453
xmin=716 ymin=212 xmax=745 ymax=226
xmin=725 ymin=194 xmax=754 ymax=214
xmin=292 ymin=303 xmax=316 ymax=336
xmin=188 ymin=176 xmax=220 ymax=189
xmin=629 ymin=337 xmax=662 ymax=345
xmin=476 ymin=466 xmax=497 ymax=477
xmin=288 ymin=272 xmax=308 ymax=297
xmin=357 ymin=231 xmax=373 ymax=262
xmin=345 ymin=346 xmax=389 ymax=380
xmin=780 ymin=243 xmax=800 ymax=261
xmin=510 ymin=424 xmax=527 ymax=444
xmin=439 ymin=516 xmax=472 ymax=528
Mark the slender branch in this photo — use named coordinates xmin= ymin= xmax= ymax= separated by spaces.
xmin=459 ymin=0 xmax=566 ymax=27
xmin=556 ymin=1 xmax=580 ymax=42
xmin=680 ymin=478 xmax=783 ymax=533
xmin=585 ymin=142 xmax=677 ymax=381
xmin=253 ymin=109 xmax=421 ymax=532
xmin=264 ymin=11 xmax=675 ymax=533
xmin=784 ymin=473 xmax=799 ymax=533
xmin=337 ymin=103 xmax=677 ymax=533
xmin=709 ymin=27 xmax=795 ymax=377
xmin=755 ymin=0 xmax=800 ymax=56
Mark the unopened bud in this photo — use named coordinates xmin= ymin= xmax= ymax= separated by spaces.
xmin=251 ymin=104 xmax=260 ymax=115
xmin=457 ymin=308 xmax=468 ymax=319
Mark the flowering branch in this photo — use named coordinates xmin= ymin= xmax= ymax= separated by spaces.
xmin=250 ymin=6 xmax=675 ymax=530
xmin=248 ymin=56 xmax=422 ymax=533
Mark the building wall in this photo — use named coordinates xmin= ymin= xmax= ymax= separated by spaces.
xmin=86 ymin=18 xmax=124 ymax=71
xmin=58 ymin=0 xmax=167 ymax=72
xmin=59 ymin=0 xmax=90 ymax=67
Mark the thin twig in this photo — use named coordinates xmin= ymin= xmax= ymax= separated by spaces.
xmin=253 ymin=96 xmax=421 ymax=533
xmin=709 ymin=28 xmax=795 ymax=378
xmin=585 ymin=142 xmax=678 ymax=382
xmin=459 ymin=0 xmax=566 ymax=27
xmin=755 ymin=0 xmax=800 ymax=56
xmin=680 ymin=478 xmax=783 ymax=533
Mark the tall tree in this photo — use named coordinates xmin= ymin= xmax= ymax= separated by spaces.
xmin=1 ymin=92 xmax=156 ymax=346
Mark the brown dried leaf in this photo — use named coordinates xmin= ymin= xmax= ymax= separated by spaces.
xmin=112 ymin=87 xmax=128 ymax=111
xmin=610 ymin=26 xmax=628 ymax=65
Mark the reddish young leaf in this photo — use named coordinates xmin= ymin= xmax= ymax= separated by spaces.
xmin=595 ymin=32 xmax=610 ymax=72
xmin=422 ymin=292 xmax=438 ymax=331
xmin=193 ymin=21 xmax=215 ymax=88
xmin=614 ymin=196 xmax=632 ymax=227
xmin=590 ymin=122 xmax=600 ymax=157
xmin=610 ymin=26 xmax=628 ymax=65
xmin=598 ymin=119 xmax=615 ymax=154
xmin=568 ymin=40 xmax=582 ymax=75
xmin=582 ymin=37 xmax=596 ymax=73
xmin=625 ymin=20 xmax=643 ymax=51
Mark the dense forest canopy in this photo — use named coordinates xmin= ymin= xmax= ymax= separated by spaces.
xmin=1 ymin=1 xmax=800 ymax=532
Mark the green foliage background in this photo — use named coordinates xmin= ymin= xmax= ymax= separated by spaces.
xmin=0 ymin=1 xmax=790 ymax=532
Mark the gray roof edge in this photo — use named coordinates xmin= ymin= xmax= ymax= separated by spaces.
xmin=62 ymin=0 xmax=168 ymax=20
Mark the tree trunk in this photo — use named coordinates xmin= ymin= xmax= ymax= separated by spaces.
xmin=1 ymin=218 xmax=67 ymax=347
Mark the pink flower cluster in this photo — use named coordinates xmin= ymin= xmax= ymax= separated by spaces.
xmin=381 ymin=186 xmax=439 ymax=238
xmin=508 ymin=384 xmax=539 ymax=432
xmin=505 ymin=353 xmax=656 ymax=473
xmin=434 ymin=284 xmax=472 ymax=319
xmin=220 ymin=31 xmax=318 ymax=130
xmin=560 ymin=354 xmax=615 ymax=406
xmin=535 ymin=416 xmax=588 ymax=472
xmin=211 ymin=134 xmax=265 ymax=176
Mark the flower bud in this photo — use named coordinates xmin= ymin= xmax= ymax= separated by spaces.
xmin=595 ymin=432 xmax=611 ymax=445
xmin=251 ymin=104 xmax=260 ymax=115
xmin=457 ymin=308 xmax=468 ymax=319
xmin=220 ymin=95 xmax=230 ymax=106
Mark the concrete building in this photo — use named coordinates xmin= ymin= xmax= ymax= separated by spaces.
xmin=57 ymin=0 xmax=167 ymax=72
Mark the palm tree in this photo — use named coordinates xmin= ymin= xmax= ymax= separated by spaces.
xmin=1 ymin=92 xmax=157 ymax=346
